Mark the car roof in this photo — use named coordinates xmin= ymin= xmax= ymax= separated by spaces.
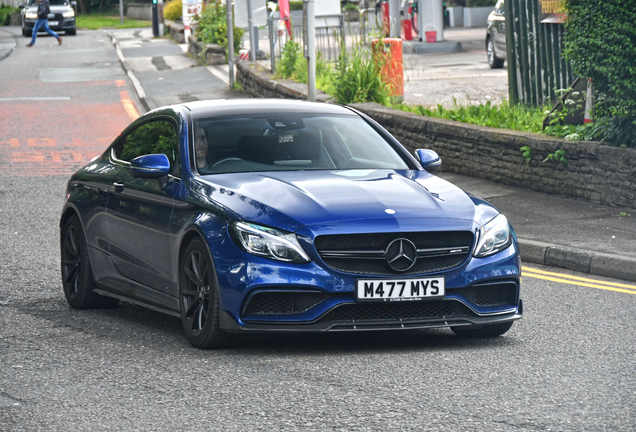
xmin=179 ymin=99 xmax=357 ymax=119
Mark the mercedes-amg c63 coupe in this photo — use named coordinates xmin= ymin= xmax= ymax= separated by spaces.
xmin=60 ymin=99 xmax=522 ymax=348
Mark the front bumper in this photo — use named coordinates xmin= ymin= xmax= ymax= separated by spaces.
xmin=24 ymin=18 xmax=75 ymax=32
xmin=220 ymin=299 xmax=523 ymax=332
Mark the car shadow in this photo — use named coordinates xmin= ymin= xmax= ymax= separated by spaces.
xmin=22 ymin=298 xmax=520 ymax=355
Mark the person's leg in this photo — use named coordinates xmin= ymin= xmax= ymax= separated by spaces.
xmin=41 ymin=20 xmax=60 ymax=41
xmin=28 ymin=19 xmax=43 ymax=45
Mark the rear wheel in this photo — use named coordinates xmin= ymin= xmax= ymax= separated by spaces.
xmin=487 ymin=38 xmax=505 ymax=69
xmin=451 ymin=321 xmax=513 ymax=338
xmin=61 ymin=215 xmax=119 ymax=309
xmin=179 ymin=238 xmax=232 ymax=349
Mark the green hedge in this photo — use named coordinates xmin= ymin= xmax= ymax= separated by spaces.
xmin=564 ymin=0 xmax=636 ymax=146
xmin=195 ymin=0 xmax=243 ymax=53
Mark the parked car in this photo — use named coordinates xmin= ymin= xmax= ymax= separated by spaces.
xmin=20 ymin=0 xmax=76 ymax=37
xmin=486 ymin=0 xmax=506 ymax=68
xmin=60 ymin=99 xmax=522 ymax=349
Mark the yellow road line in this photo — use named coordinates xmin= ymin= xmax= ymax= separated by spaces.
xmin=522 ymin=267 xmax=636 ymax=295
xmin=522 ymin=266 xmax=636 ymax=290
xmin=116 ymin=80 xmax=140 ymax=121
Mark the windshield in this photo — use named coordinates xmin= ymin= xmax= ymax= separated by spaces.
xmin=192 ymin=114 xmax=410 ymax=174
xmin=29 ymin=0 xmax=70 ymax=6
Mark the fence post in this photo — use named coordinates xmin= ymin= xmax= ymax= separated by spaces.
xmin=306 ymin=0 xmax=316 ymax=101
xmin=227 ymin=0 xmax=234 ymax=89
xmin=505 ymin=0 xmax=518 ymax=104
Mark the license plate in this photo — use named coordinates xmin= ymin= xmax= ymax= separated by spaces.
xmin=356 ymin=277 xmax=445 ymax=302
xmin=48 ymin=21 xmax=58 ymax=26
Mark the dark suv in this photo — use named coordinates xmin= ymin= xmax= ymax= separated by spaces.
xmin=20 ymin=0 xmax=77 ymax=37
xmin=485 ymin=0 xmax=506 ymax=68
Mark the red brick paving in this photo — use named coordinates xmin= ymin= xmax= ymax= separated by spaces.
xmin=0 ymin=80 xmax=137 ymax=176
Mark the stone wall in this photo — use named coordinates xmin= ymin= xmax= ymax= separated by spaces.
xmin=187 ymin=35 xmax=226 ymax=65
xmin=126 ymin=3 xmax=152 ymax=21
xmin=236 ymin=61 xmax=333 ymax=103
xmin=236 ymin=61 xmax=636 ymax=209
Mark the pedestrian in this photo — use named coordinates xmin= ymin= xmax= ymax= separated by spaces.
xmin=26 ymin=0 xmax=62 ymax=47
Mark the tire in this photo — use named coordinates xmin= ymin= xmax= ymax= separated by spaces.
xmin=66 ymin=28 xmax=76 ymax=36
xmin=179 ymin=238 xmax=232 ymax=349
xmin=487 ymin=38 xmax=505 ymax=69
xmin=451 ymin=321 xmax=513 ymax=338
xmin=61 ymin=215 xmax=119 ymax=309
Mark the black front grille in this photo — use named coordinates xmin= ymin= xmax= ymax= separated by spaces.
xmin=315 ymin=231 xmax=473 ymax=276
xmin=243 ymin=291 xmax=327 ymax=315
xmin=459 ymin=282 xmax=518 ymax=307
xmin=321 ymin=300 xmax=474 ymax=323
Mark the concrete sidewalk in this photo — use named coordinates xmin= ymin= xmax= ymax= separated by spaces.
xmin=108 ymin=28 xmax=636 ymax=282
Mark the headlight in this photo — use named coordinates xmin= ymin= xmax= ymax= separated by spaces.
xmin=232 ymin=222 xmax=311 ymax=264
xmin=26 ymin=12 xmax=37 ymax=19
xmin=473 ymin=214 xmax=512 ymax=258
xmin=63 ymin=10 xmax=75 ymax=17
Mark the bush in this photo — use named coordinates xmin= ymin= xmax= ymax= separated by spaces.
xmin=163 ymin=0 xmax=182 ymax=21
xmin=289 ymin=1 xmax=304 ymax=11
xmin=395 ymin=99 xmax=548 ymax=134
xmin=0 ymin=5 xmax=18 ymax=26
xmin=195 ymin=0 xmax=243 ymax=53
xmin=564 ymin=0 xmax=636 ymax=146
xmin=332 ymin=43 xmax=390 ymax=105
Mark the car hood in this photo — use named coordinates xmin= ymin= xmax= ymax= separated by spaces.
xmin=194 ymin=170 xmax=499 ymax=234
xmin=26 ymin=5 xmax=71 ymax=11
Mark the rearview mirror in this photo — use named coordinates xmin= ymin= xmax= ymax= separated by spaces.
xmin=415 ymin=149 xmax=442 ymax=173
xmin=130 ymin=154 xmax=171 ymax=179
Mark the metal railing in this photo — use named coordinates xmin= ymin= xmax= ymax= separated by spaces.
xmin=268 ymin=11 xmax=345 ymax=74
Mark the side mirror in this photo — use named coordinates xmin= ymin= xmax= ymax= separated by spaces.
xmin=71 ymin=1 xmax=77 ymax=7
xmin=130 ymin=154 xmax=171 ymax=179
xmin=415 ymin=149 xmax=442 ymax=173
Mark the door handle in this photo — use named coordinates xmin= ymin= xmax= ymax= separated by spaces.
xmin=113 ymin=181 xmax=125 ymax=192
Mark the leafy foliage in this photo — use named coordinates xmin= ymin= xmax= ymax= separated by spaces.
xmin=563 ymin=0 xmax=636 ymax=147
xmin=331 ymin=42 xmax=390 ymax=105
xmin=195 ymin=0 xmax=243 ymax=53
xmin=520 ymin=146 xmax=533 ymax=164
xmin=163 ymin=0 xmax=182 ymax=21
xmin=275 ymin=39 xmax=390 ymax=105
xmin=0 ymin=5 xmax=18 ymax=26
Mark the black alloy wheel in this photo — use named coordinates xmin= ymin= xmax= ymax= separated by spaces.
xmin=179 ymin=239 xmax=232 ymax=349
xmin=451 ymin=321 xmax=513 ymax=338
xmin=61 ymin=215 xmax=118 ymax=309
xmin=487 ymin=38 xmax=505 ymax=69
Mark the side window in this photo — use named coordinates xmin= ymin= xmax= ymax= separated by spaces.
xmin=115 ymin=120 xmax=179 ymax=171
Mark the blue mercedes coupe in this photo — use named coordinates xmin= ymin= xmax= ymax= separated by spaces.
xmin=60 ymin=99 xmax=522 ymax=348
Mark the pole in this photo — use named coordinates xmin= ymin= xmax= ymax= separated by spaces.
xmin=227 ymin=0 xmax=235 ymax=89
xmin=389 ymin=0 xmax=399 ymax=38
xmin=306 ymin=0 xmax=316 ymax=101
xmin=247 ymin=0 xmax=256 ymax=61
xmin=120 ymin=0 xmax=124 ymax=25
xmin=152 ymin=0 xmax=159 ymax=37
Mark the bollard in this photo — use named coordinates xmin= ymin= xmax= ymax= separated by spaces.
xmin=372 ymin=38 xmax=404 ymax=101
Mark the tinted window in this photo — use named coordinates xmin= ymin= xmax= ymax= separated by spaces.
xmin=193 ymin=114 xmax=409 ymax=174
xmin=114 ymin=120 xmax=178 ymax=170
xmin=29 ymin=0 xmax=70 ymax=5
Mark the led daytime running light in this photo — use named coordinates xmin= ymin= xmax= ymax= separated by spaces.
xmin=233 ymin=222 xmax=311 ymax=263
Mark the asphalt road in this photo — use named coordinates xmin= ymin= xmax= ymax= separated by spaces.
xmin=1 ymin=27 xmax=636 ymax=431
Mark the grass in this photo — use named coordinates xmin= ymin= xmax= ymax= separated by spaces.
xmin=75 ymin=14 xmax=151 ymax=30
xmin=392 ymin=99 xmax=550 ymax=134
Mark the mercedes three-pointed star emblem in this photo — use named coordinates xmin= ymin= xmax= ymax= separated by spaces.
xmin=385 ymin=238 xmax=417 ymax=272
